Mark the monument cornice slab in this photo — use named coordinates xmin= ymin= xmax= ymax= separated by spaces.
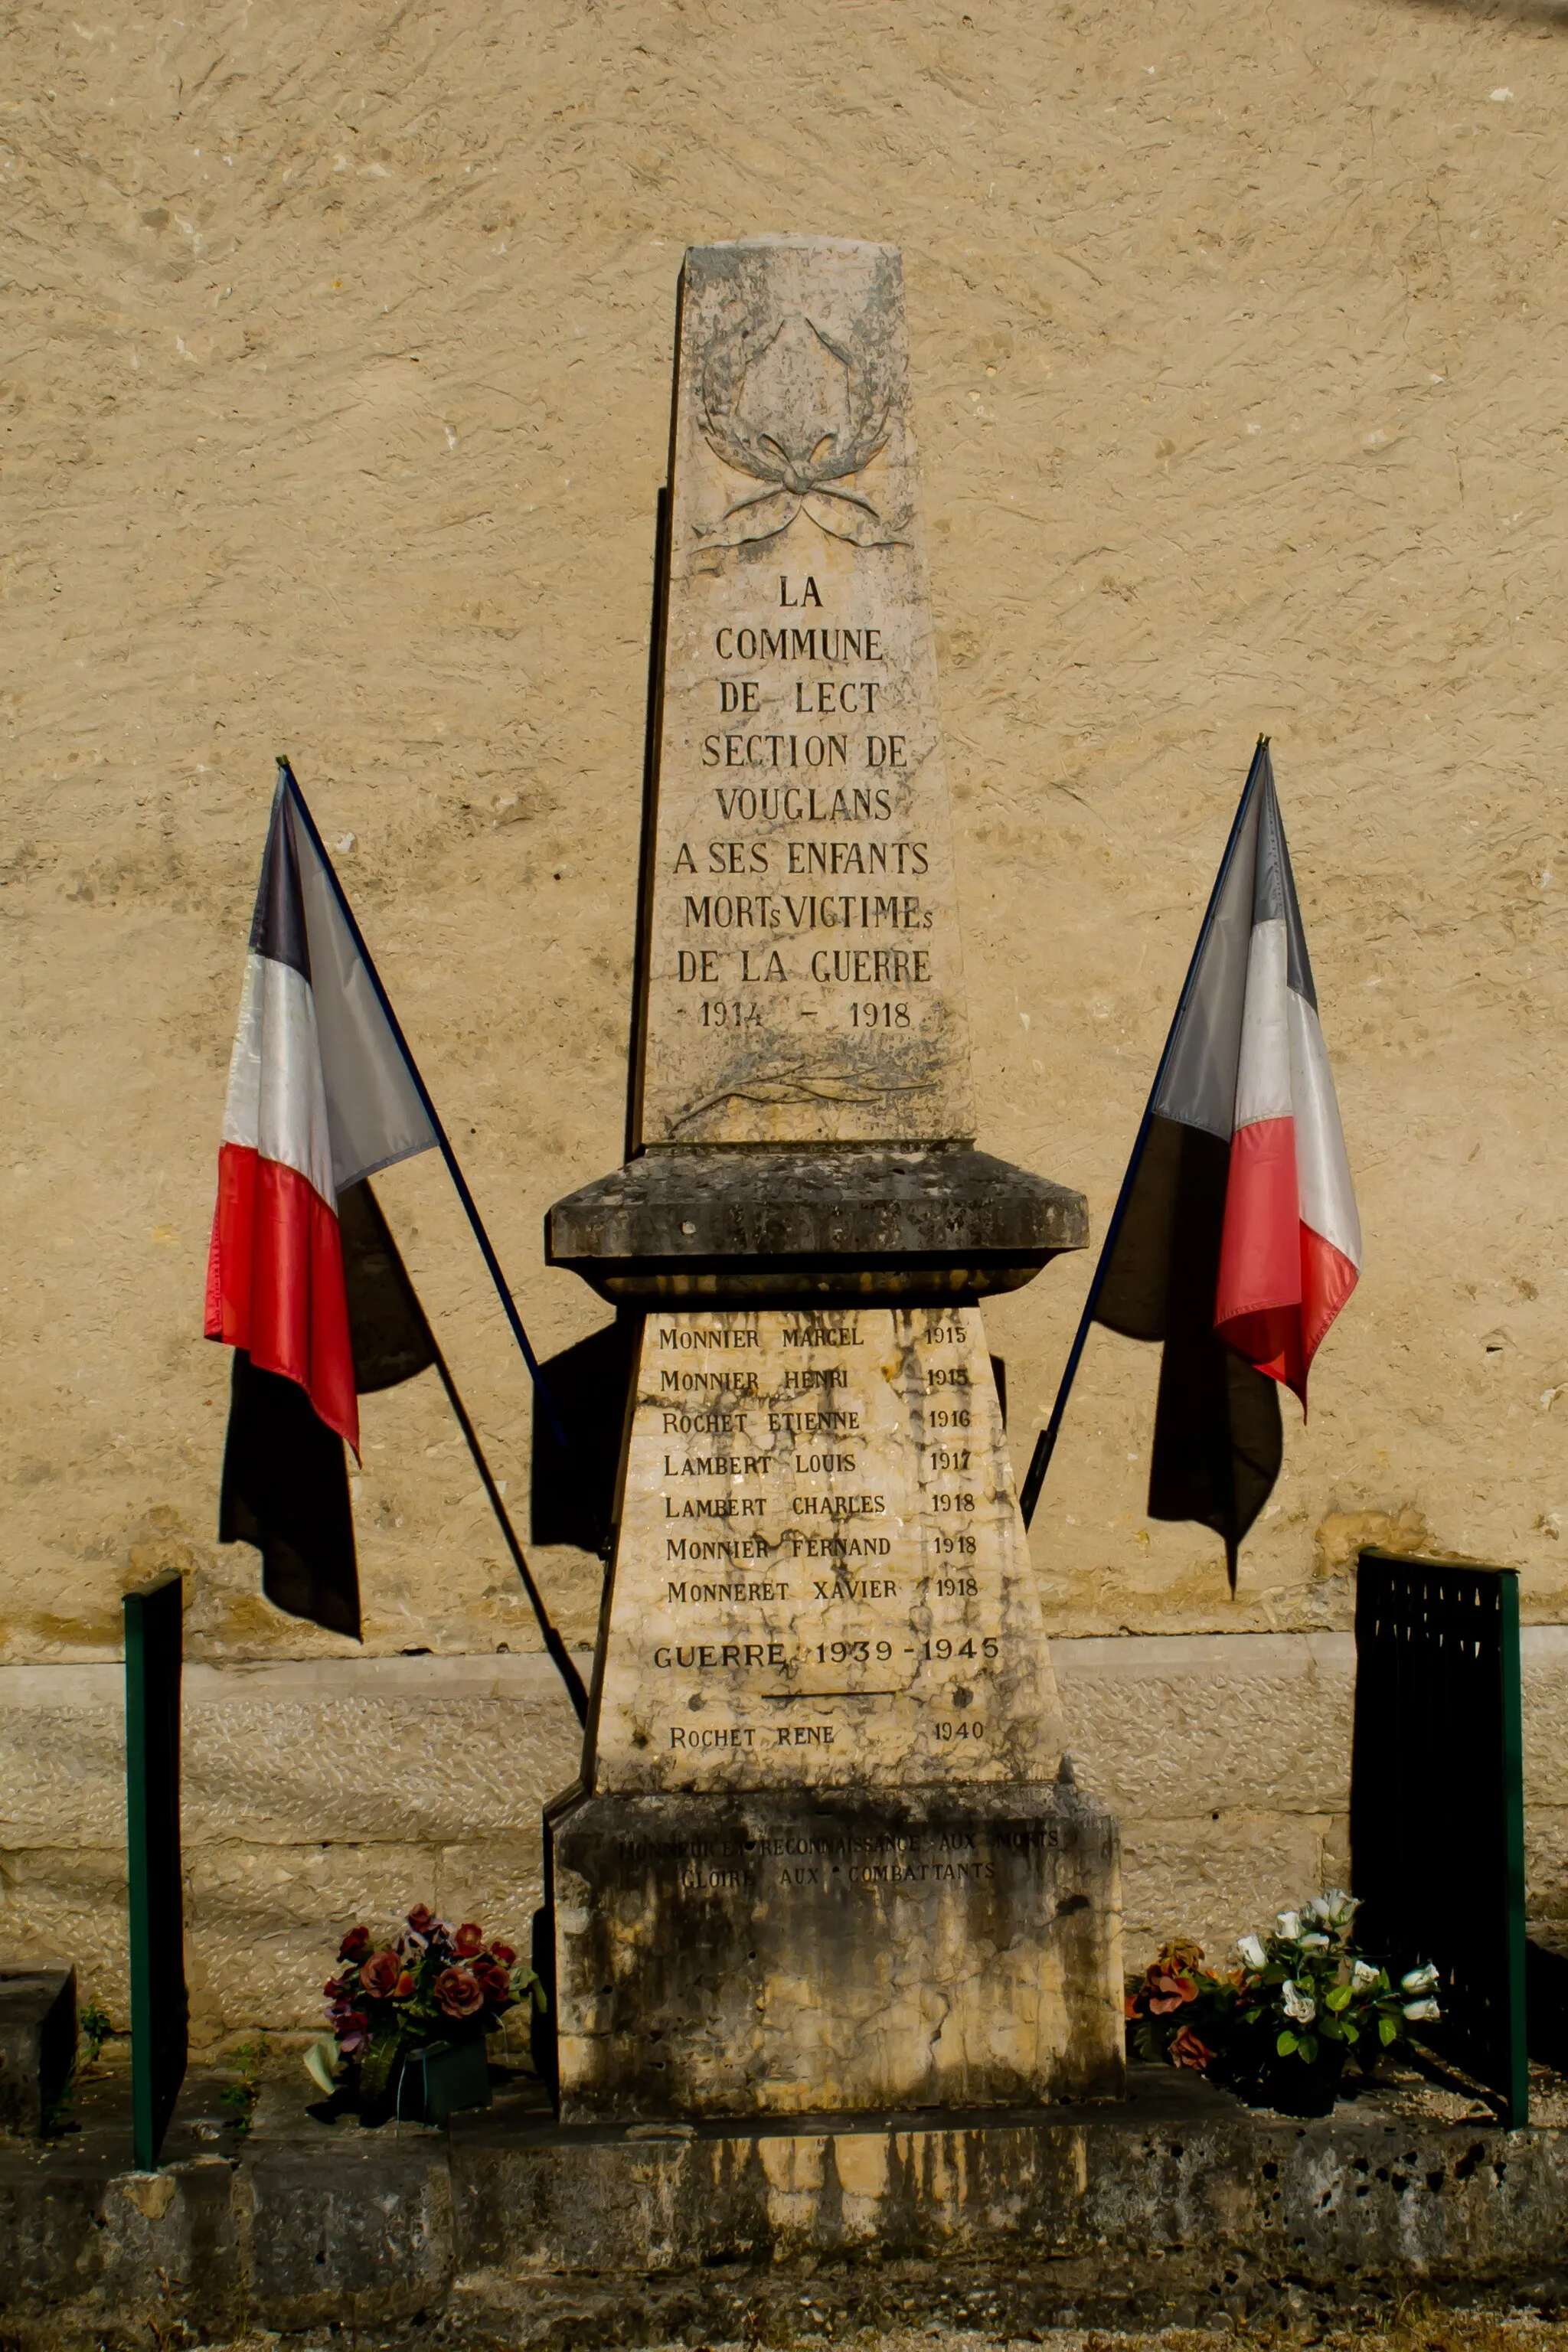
xmin=545 ymin=1144 xmax=1086 ymax=1302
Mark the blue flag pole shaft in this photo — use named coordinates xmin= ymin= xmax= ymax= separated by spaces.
xmin=1018 ymin=737 xmax=1270 ymax=1530
xmin=278 ymin=758 xmax=567 ymax=1452
xmin=424 ymin=1338 xmax=588 ymax=1724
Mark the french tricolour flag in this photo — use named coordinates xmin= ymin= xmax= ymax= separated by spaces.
xmin=204 ymin=767 xmax=436 ymax=1454
xmin=1161 ymin=746 xmax=1361 ymax=1405
xmin=1027 ymin=742 xmax=1361 ymax=1581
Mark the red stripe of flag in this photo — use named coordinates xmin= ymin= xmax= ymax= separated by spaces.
xmin=205 ymin=1142 xmax=359 ymax=1450
xmin=1214 ymin=1116 xmax=1357 ymax=1409
xmin=1214 ymin=1116 xmax=1306 ymax=1400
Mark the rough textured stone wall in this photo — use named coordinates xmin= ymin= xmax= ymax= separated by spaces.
xmin=0 ymin=1657 xmax=581 ymax=2037
xmin=6 ymin=1634 xmax=1568 ymax=2034
xmin=4 ymin=0 xmax=1566 ymax=2019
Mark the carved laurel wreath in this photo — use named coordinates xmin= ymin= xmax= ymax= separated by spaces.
xmin=694 ymin=304 xmax=905 ymax=550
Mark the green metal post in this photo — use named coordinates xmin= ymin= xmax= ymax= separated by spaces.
xmin=1354 ymin=1550 xmax=1530 ymax=2128
xmin=1498 ymin=1568 xmax=1529 ymax=2128
xmin=125 ymin=1574 xmax=188 ymax=2169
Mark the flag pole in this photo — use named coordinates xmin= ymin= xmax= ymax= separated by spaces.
xmin=277 ymin=758 xmax=567 ymax=1451
xmin=1018 ymin=738 xmax=1271 ymax=1530
xmin=423 ymin=1336 xmax=589 ymax=1724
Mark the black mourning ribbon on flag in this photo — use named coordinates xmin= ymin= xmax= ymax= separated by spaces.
xmin=218 ymin=1181 xmax=434 ymax=1641
xmin=220 ymin=1351 xmax=362 ymax=1638
xmin=1093 ymin=1118 xmax=1283 ymax=1587
xmin=219 ymin=1182 xmax=588 ymax=1720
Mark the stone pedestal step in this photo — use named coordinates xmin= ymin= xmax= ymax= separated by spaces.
xmin=7 ymin=2064 xmax=1566 ymax=2345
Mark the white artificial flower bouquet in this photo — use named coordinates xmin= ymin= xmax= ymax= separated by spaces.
xmin=1233 ymin=1889 xmax=1442 ymax=2104
xmin=1126 ymin=1888 xmax=1443 ymax=2116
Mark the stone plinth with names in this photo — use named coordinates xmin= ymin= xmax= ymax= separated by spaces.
xmin=543 ymin=237 xmax=1124 ymax=2122
xmin=596 ymin=1306 xmax=1057 ymax=1791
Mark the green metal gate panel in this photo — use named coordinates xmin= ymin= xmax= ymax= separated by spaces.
xmin=125 ymin=1573 xmax=188 ymax=2168
xmin=1351 ymin=1548 xmax=1527 ymax=2128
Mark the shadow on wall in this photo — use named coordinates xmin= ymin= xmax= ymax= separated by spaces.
xmin=1403 ymin=0 xmax=1568 ymax=24
xmin=526 ymin=1345 xmax=1011 ymax=1543
xmin=531 ymin=1321 xmax=638 ymax=1557
xmin=526 ymin=1328 xmax=1008 ymax=1550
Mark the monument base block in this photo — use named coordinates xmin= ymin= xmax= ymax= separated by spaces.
xmin=544 ymin=1781 xmax=1124 ymax=2122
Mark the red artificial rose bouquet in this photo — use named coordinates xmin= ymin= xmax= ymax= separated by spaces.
xmin=306 ymin=1906 xmax=544 ymax=2111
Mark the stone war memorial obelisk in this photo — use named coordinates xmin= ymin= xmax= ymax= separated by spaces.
xmin=543 ymin=238 xmax=1125 ymax=2122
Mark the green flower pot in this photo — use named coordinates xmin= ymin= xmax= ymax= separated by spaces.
xmin=1263 ymin=2043 xmax=1344 ymax=2118
xmin=350 ymin=2037 xmax=492 ymax=2127
xmin=396 ymin=2036 xmax=492 ymax=2125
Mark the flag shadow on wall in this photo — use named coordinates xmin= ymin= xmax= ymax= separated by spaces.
xmin=528 ymin=1335 xmax=998 ymax=1557
xmin=530 ymin=1321 xmax=638 ymax=1557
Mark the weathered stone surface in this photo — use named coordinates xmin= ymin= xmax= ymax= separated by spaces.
xmin=0 ymin=1656 xmax=583 ymax=1851
xmin=547 ymin=1781 xmax=1123 ymax=2120
xmin=1053 ymin=1632 xmax=1357 ymax=1819
xmin=635 ymin=239 xmax=975 ymax=1150
xmin=557 ymin=1277 xmax=1120 ymax=2116
xmin=242 ymin=2136 xmax=452 ymax=2328
xmin=0 ymin=1655 xmax=582 ymax=2032
xmin=546 ymin=247 xmax=1113 ymax=2124
xmin=445 ymin=2076 xmax=1568 ymax=2331
xmin=181 ymin=1837 xmax=540 ymax=2042
xmin=0 ymin=1851 xmax=129 ymax=2015
xmin=1115 ymin=1810 xmax=1347 ymax=1965
xmin=8 ymin=1636 xmax=1568 ymax=2023
xmin=96 ymin=2154 xmax=240 ymax=2341
xmin=1526 ymin=1815 xmax=1568 ymax=1939
xmin=545 ymin=1143 xmax=1086 ymax=1301
xmin=1522 ymin=1629 xmax=1568 ymax=1815
xmin=12 ymin=2068 xmax=1568 ymax=2347
xmin=1050 ymin=1634 xmax=1355 ymax=1964
xmin=0 ymin=1968 xmax=75 ymax=2138
xmin=541 ymin=254 xmax=1096 ymax=2138
xmin=590 ymin=1304 xmax=1061 ymax=1792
